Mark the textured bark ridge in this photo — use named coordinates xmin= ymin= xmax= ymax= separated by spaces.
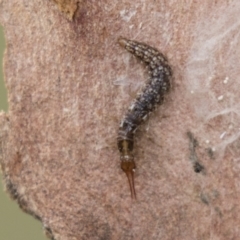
xmin=51 ymin=0 xmax=79 ymax=20
xmin=1 ymin=1 xmax=240 ymax=239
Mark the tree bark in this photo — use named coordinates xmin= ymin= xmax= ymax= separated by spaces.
xmin=1 ymin=0 xmax=240 ymax=239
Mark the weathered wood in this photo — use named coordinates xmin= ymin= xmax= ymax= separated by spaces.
xmin=1 ymin=1 xmax=240 ymax=239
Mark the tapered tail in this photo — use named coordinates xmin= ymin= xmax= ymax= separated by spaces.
xmin=125 ymin=170 xmax=136 ymax=200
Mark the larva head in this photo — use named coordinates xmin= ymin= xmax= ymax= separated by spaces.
xmin=118 ymin=37 xmax=137 ymax=55
xmin=118 ymin=37 xmax=129 ymax=48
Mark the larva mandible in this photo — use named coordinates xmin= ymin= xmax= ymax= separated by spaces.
xmin=117 ymin=37 xmax=172 ymax=199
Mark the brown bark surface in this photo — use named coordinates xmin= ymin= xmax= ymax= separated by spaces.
xmin=1 ymin=0 xmax=240 ymax=239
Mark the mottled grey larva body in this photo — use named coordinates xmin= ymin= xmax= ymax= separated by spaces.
xmin=117 ymin=37 xmax=172 ymax=199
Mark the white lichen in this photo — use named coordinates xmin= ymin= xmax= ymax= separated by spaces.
xmin=185 ymin=1 xmax=240 ymax=158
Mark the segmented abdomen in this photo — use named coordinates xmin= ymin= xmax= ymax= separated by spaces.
xmin=118 ymin=38 xmax=172 ymax=142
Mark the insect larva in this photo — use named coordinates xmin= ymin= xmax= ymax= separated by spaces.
xmin=117 ymin=37 xmax=172 ymax=199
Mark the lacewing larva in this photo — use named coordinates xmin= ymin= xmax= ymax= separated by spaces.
xmin=117 ymin=37 xmax=172 ymax=199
